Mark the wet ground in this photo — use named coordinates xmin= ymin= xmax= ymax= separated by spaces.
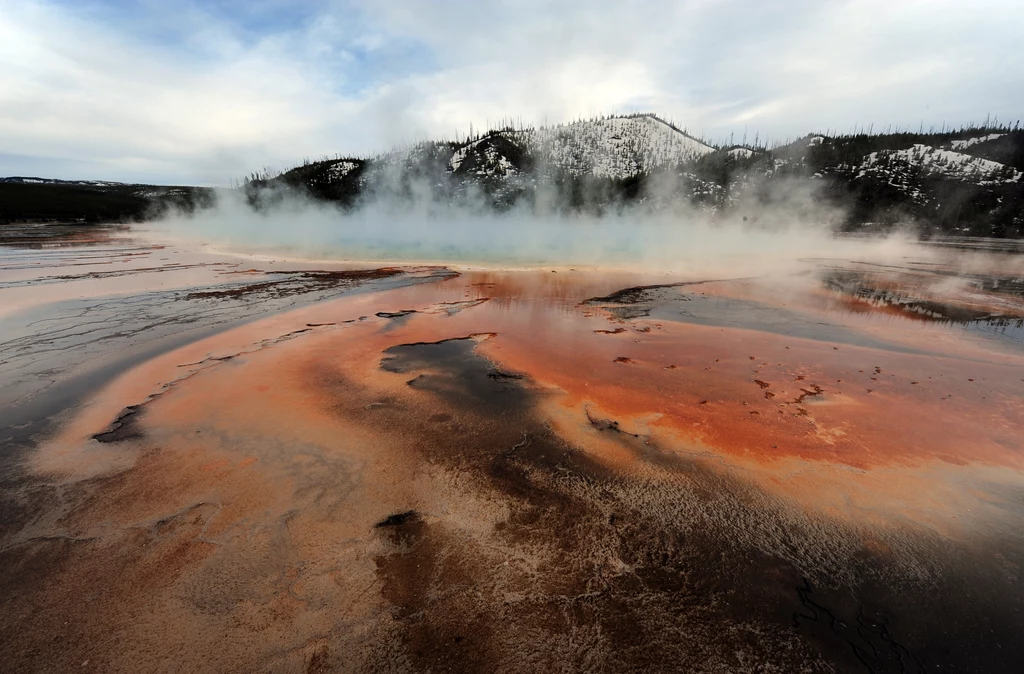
xmin=1 ymin=224 xmax=1024 ymax=672
xmin=0 ymin=227 xmax=452 ymax=453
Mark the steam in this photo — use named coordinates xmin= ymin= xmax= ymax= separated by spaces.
xmin=149 ymin=172 xmax=931 ymax=277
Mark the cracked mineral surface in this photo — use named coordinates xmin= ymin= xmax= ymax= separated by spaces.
xmin=2 ymin=227 xmax=1024 ymax=673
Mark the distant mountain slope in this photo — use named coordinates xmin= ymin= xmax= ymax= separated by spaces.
xmin=261 ymin=117 xmax=1022 ymax=236
xmin=523 ymin=115 xmax=715 ymax=178
xmin=0 ymin=179 xmax=215 ymax=225
xmin=858 ymin=144 xmax=1021 ymax=186
xmin=773 ymin=129 xmax=1024 ymax=236
xmin=397 ymin=114 xmax=714 ymax=181
xmin=5 ymin=115 xmax=1022 ymax=237
xmin=1 ymin=177 xmax=129 ymax=187
xmin=267 ymin=114 xmax=714 ymax=206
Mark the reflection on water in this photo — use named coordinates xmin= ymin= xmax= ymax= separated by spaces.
xmin=0 ymin=222 xmax=129 ymax=249
xmin=821 ymin=266 xmax=1024 ymax=348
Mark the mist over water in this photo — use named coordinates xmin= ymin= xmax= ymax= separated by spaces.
xmin=152 ymin=185 xmax=929 ymax=275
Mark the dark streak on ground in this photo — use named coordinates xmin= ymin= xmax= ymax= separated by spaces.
xmin=91 ymin=405 xmax=144 ymax=443
xmin=375 ymin=510 xmax=420 ymax=528
xmin=185 ymin=268 xmax=402 ymax=301
xmin=375 ymin=310 xmax=417 ymax=319
xmin=343 ymin=333 xmax=1024 ymax=672
xmin=584 ymin=407 xmax=643 ymax=440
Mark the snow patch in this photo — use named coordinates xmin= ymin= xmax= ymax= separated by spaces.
xmin=326 ymin=161 xmax=358 ymax=181
xmin=727 ymin=147 xmax=757 ymax=158
xmin=949 ymin=134 xmax=1004 ymax=150
xmin=449 ymin=138 xmax=485 ymax=172
xmin=859 ymin=144 xmax=1021 ymax=186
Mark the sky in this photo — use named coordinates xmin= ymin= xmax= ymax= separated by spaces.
xmin=1 ymin=0 xmax=1022 ymax=185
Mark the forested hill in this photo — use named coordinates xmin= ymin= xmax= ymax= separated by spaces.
xmin=253 ymin=114 xmax=1024 ymax=237
xmin=4 ymin=114 xmax=1022 ymax=238
xmin=0 ymin=178 xmax=214 ymax=225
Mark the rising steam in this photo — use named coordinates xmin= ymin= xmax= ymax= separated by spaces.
xmin=149 ymin=171 xmax=930 ymax=276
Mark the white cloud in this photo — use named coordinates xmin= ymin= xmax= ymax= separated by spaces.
xmin=0 ymin=0 xmax=1021 ymax=184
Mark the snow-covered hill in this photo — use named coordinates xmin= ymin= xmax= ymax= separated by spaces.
xmin=858 ymin=144 xmax=1021 ymax=186
xmin=388 ymin=114 xmax=715 ymax=182
xmin=524 ymin=115 xmax=714 ymax=178
xmin=0 ymin=176 xmax=127 ymax=187
xmin=263 ymin=117 xmax=1024 ymax=236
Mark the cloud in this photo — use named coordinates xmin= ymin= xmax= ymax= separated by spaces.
xmin=1 ymin=0 xmax=1022 ymax=184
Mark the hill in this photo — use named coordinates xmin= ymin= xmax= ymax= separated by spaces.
xmin=0 ymin=178 xmax=215 ymax=225
xmin=261 ymin=114 xmax=717 ymax=210
xmin=4 ymin=114 xmax=1022 ymax=238
xmin=257 ymin=114 xmax=1024 ymax=237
